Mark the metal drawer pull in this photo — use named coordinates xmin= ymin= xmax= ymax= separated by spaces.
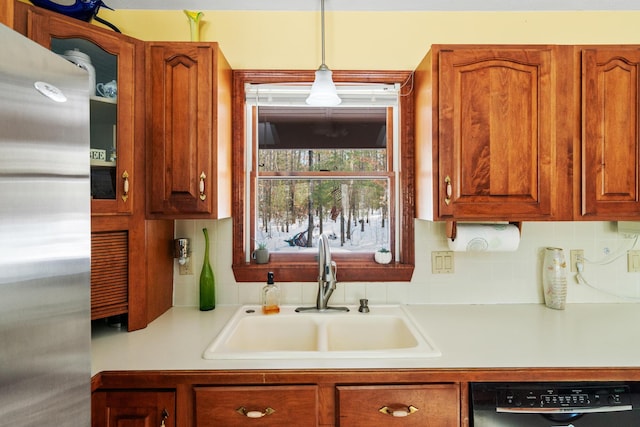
xmin=199 ymin=171 xmax=207 ymax=201
xmin=160 ymin=408 xmax=169 ymax=426
xmin=444 ymin=175 xmax=452 ymax=205
xmin=379 ymin=404 xmax=419 ymax=417
xmin=236 ymin=406 xmax=276 ymax=418
xmin=122 ymin=170 xmax=129 ymax=202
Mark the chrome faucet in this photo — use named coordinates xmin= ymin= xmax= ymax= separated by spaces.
xmin=296 ymin=233 xmax=349 ymax=313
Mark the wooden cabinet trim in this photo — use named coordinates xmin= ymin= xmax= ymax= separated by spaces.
xmin=94 ymin=367 xmax=640 ymax=389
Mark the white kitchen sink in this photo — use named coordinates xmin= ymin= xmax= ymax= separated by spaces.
xmin=202 ymin=305 xmax=441 ymax=359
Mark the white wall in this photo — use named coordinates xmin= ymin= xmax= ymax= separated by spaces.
xmin=173 ymin=219 xmax=640 ymax=307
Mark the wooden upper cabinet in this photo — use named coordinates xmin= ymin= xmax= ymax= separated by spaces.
xmin=416 ymin=45 xmax=573 ymax=221
xmin=1 ymin=0 xmax=13 ymax=28
xmin=26 ymin=7 xmax=138 ymax=216
xmin=146 ymin=42 xmax=232 ymax=219
xmin=581 ymin=47 xmax=640 ymax=219
xmin=16 ymin=4 xmax=177 ymax=333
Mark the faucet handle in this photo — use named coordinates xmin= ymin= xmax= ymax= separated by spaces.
xmin=358 ymin=298 xmax=370 ymax=313
xmin=330 ymin=261 xmax=337 ymax=280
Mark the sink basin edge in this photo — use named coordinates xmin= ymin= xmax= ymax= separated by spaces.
xmin=202 ymin=305 xmax=441 ymax=360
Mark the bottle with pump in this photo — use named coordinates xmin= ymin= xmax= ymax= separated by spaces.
xmin=262 ymin=272 xmax=280 ymax=314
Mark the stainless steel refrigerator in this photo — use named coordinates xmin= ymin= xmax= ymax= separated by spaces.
xmin=0 ymin=24 xmax=91 ymax=426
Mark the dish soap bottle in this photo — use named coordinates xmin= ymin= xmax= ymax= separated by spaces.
xmin=262 ymin=272 xmax=280 ymax=315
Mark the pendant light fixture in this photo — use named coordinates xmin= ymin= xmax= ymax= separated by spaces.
xmin=306 ymin=0 xmax=341 ymax=106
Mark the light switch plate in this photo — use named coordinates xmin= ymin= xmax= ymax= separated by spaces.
xmin=628 ymin=250 xmax=640 ymax=272
xmin=432 ymin=251 xmax=454 ymax=274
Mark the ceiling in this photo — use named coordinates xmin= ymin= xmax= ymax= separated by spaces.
xmin=105 ymin=0 xmax=640 ymax=11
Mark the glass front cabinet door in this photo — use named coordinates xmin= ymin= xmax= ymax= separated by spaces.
xmin=28 ymin=12 xmax=136 ymax=215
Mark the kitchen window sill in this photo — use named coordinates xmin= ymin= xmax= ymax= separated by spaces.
xmin=232 ymin=260 xmax=414 ymax=283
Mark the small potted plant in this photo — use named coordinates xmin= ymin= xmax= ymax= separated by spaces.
xmin=252 ymin=240 xmax=270 ymax=264
xmin=374 ymin=247 xmax=392 ymax=264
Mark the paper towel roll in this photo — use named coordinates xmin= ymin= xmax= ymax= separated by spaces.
xmin=447 ymin=223 xmax=520 ymax=252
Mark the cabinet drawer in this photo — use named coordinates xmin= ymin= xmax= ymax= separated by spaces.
xmin=336 ymin=384 xmax=460 ymax=427
xmin=195 ymin=385 xmax=319 ymax=426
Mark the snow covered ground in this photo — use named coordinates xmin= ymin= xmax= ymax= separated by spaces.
xmin=256 ymin=210 xmax=389 ymax=253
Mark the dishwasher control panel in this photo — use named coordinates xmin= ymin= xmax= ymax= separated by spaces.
xmin=472 ymin=382 xmax=640 ymax=426
xmin=496 ymin=384 xmax=632 ymax=412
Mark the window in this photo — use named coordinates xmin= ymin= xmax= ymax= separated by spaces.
xmin=232 ymin=71 xmax=415 ymax=282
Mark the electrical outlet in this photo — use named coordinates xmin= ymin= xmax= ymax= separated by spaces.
xmin=570 ymin=249 xmax=584 ymax=273
xmin=628 ymin=250 xmax=640 ymax=272
xmin=179 ymin=258 xmax=193 ymax=275
xmin=432 ymin=251 xmax=454 ymax=274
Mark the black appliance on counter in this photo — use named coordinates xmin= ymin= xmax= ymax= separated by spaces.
xmin=471 ymin=382 xmax=640 ymax=426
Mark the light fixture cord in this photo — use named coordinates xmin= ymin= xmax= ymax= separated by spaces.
xmin=320 ymin=0 xmax=326 ymax=67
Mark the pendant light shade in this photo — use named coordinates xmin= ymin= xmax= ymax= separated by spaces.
xmin=307 ymin=65 xmax=341 ymax=106
xmin=306 ymin=0 xmax=341 ymax=106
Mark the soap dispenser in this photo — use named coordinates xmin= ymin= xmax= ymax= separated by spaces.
xmin=262 ymin=272 xmax=280 ymax=314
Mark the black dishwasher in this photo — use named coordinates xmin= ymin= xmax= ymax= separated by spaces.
xmin=471 ymin=382 xmax=640 ymax=426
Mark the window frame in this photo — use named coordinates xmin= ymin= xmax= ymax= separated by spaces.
xmin=231 ymin=70 xmax=415 ymax=282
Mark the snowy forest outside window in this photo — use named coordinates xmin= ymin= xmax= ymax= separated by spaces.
xmin=245 ymin=84 xmax=400 ymax=263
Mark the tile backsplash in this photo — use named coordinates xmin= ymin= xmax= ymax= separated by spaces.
xmin=173 ymin=219 xmax=640 ymax=307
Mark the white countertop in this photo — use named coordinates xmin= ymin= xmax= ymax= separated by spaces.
xmin=91 ymin=303 xmax=640 ymax=376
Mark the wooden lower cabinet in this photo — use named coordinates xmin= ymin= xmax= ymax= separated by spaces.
xmin=336 ymin=384 xmax=460 ymax=426
xmin=93 ymin=374 xmax=460 ymax=427
xmin=93 ymin=368 xmax=640 ymax=427
xmin=92 ymin=390 xmax=175 ymax=427
xmin=195 ymin=385 xmax=319 ymax=426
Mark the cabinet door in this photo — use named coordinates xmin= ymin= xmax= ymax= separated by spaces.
xmin=437 ymin=47 xmax=555 ymax=220
xmin=92 ymin=390 xmax=175 ymax=427
xmin=91 ymin=229 xmax=128 ymax=320
xmin=582 ymin=48 xmax=640 ymax=218
xmin=27 ymin=10 xmax=137 ymax=216
xmin=146 ymin=42 xmax=232 ymax=218
xmin=194 ymin=385 xmax=319 ymax=426
xmin=336 ymin=384 xmax=459 ymax=427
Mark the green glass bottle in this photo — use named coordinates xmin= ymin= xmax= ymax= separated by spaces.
xmin=199 ymin=227 xmax=215 ymax=311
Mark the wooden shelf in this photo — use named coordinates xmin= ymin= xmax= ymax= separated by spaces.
xmin=90 ymin=95 xmax=117 ymax=104
xmin=90 ymin=159 xmax=116 ymax=167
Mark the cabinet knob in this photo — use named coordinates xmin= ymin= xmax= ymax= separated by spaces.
xmin=236 ymin=406 xmax=276 ymax=418
xmin=379 ymin=404 xmax=419 ymax=417
xmin=444 ymin=175 xmax=452 ymax=205
xmin=122 ymin=170 xmax=129 ymax=202
xmin=160 ymin=408 xmax=169 ymax=426
xmin=199 ymin=171 xmax=207 ymax=201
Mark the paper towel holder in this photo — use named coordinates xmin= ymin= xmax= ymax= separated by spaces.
xmin=446 ymin=220 xmax=522 ymax=240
